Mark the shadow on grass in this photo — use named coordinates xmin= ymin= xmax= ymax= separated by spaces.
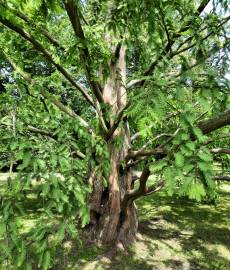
xmin=1 ymin=173 xmax=230 ymax=270
xmin=131 ymin=188 xmax=230 ymax=270
xmin=70 ymin=186 xmax=230 ymax=270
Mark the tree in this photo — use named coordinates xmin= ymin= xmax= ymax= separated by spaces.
xmin=0 ymin=0 xmax=229 ymax=268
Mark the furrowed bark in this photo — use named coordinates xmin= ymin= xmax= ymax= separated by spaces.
xmin=85 ymin=37 xmax=138 ymax=246
xmin=87 ymin=127 xmax=136 ymax=246
xmin=99 ymin=140 xmax=121 ymax=242
xmin=102 ymin=39 xmax=127 ymax=113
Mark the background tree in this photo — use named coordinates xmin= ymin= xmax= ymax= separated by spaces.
xmin=0 ymin=0 xmax=229 ymax=268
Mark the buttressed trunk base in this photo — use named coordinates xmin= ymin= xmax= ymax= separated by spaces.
xmin=87 ymin=135 xmax=138 ymax=247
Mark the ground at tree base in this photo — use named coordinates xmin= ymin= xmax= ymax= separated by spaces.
xmin=65 ymin=185 xmax=230 ymax=270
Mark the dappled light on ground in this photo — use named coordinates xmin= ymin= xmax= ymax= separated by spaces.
xmin=75 ymin=185 xmax=230 ymax=270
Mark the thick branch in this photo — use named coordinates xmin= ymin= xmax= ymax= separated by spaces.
xmin=198 ymin=109 xmax=230 ymax=135
xmin=214 ymin=176 xmax=230 ymax=182
xmin=126 ymin=172 xmax=230 ymax=204
xmin=126 ymin=148 xmax=166 ymax=160
xmin=63 ymin=0 xmax=104 ymax=104
xmin=123 ymin=172 xmax=164 ymax=208
xmin=0 ymin=15 xmax=94 ymax=107
xmin=106 ymin=103 xmax=129 ymax=140
xmin=122 ymin=166 xmax=151 ymax=210
xmin=127 ymin=110 xmax=230 ymax=166
xmin=210 ymin=148 xmax=230 ymax=154
xmin=197 ymin=0 xmax=210 ymax=14
xmin=127 ymin=129 xmax=180 ymax=163
xmin=144 ymin=180 xmax=165 ymax=196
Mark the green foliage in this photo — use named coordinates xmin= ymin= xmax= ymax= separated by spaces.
xmin=0 ymin=0 xmax=229 ymax=267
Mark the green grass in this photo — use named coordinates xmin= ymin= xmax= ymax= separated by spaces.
xmin=70 ymin=185 xmax=230 ymax=270
xmin=1 ymin=173 xmax=230 ymax=269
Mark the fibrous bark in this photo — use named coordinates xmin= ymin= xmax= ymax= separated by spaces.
xmin=85 ymin=36 xmax=138 ymax=246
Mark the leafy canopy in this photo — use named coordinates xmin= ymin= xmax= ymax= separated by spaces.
xmin=0 ymin=0 xmax=229 ymax=268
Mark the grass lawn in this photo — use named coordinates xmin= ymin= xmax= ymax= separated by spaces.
xmin=0 ymin=174 xmax=230 ymax=270
xmin=77 ymin=185 xmax=230 ymax=270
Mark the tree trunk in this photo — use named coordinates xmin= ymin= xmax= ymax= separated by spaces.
xmin=87 ymin=117 xmax=138 ymax=245
xmin=88 ymin=145 xmax=138 ymax=246
xmin=85 ymin=38 xmax=138 ymax=247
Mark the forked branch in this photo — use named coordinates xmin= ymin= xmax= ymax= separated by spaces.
xmin=106 ymin=103 xmax=130 ymax=140
xmin=122 ymin=166 xmax=151 ymax=210
xmin=126 ymin=110 xmax=230 ymax=165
